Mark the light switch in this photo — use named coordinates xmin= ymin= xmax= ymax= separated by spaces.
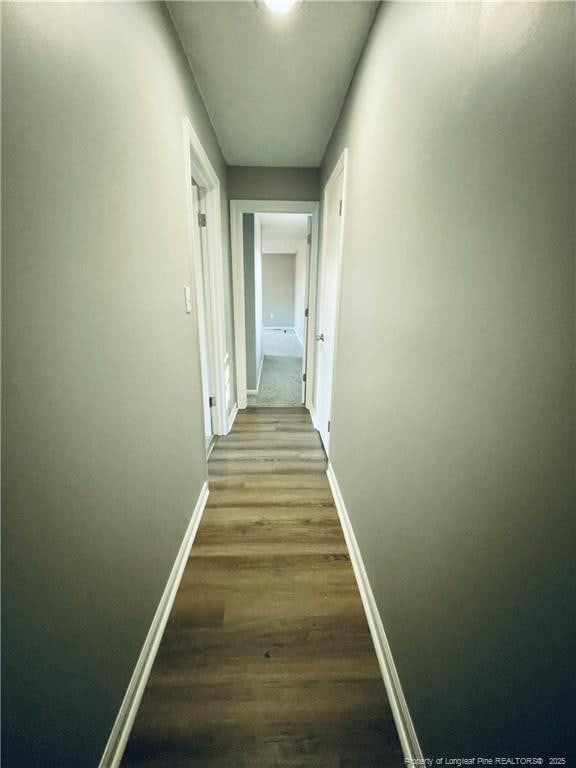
xmin=184 ymin=286 xmax=192 ymax=314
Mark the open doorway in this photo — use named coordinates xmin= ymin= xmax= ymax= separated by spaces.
xmin=312 ymin=149 xmax=347 ymax=452
xmin=189 ymin=182 xmax=215 ymax=451
xmin=246 ymin=213 xmax=310 ymax=406
xmin=183 ymin=116 xmax=230 ymax=445
xmin=231 ymin=200 xmax=320 ymax=411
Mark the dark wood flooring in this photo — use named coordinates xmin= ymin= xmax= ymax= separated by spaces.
xmin=121 ymin=407 xmax=403 ymax=767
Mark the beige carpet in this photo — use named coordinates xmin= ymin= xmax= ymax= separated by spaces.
xmin=248 ymin=329 xmax=303 ymax=406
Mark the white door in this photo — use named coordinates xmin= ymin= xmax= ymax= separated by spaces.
xmin=314 ymin=157 xmax=346 ymax=452
xmin=190 ymin=183 xmax=214 ymax=451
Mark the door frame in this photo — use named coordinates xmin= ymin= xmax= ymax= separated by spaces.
xmin=188 ymin=184 xmax=214 ymax=451
xmin=299 ymin=217 xmax=312 ymax=405
xmin=230 ymin=199 xmax=320 ymax=410
xmin=183 ymin=116 xmax=229 ymax=436
xmin=311 ymin=148 xmax=348 ymax=453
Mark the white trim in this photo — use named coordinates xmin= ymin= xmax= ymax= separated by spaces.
xmin=226 ymin=403 xmax=238 ymax=433
xmin=230 ymin=200 xmax=320 ymax=411
xmin=189 ymin=185 xmax=214 ymax=446
xmin=183 ymin=117 xmax=229 ymax=436
xmin=326 ymin=464 xmax=424 ymax=765
xmin=313 ymin=148 xmax=348 ymax=455
xmin=294 ymin=328 xmax=304 ymax=347
xmin=98 ymin=482 xmax=210 ymax=768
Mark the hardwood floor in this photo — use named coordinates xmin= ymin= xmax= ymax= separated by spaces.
xmin=121 ymin=407 xmax=403 ymax=767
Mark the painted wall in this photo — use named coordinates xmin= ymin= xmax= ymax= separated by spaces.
xmin=322 ymin=2 xmax=575 ymax=760
xmin=1 ymin=3 xmax=234 ymax=766
xmin=228 ymin=166 xmax=320 ymax=202
xmin=243 ymin=214 xmax=263 ymax=390
xmin=243 ymin=214 xmax=257 ymax=390
xmin=254 ymin=215 xmax=264 ymax=385
xmin=293 ymin=237 xmax=308 ymax=346
xmin=262 ymin=254 xmax=296 ymax=328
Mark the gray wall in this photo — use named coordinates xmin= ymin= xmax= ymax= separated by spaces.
xmin=243 ymin=213 xmax=262 ymax=390
xmin=322 ymin=2 xmax=575 ymax=760
xmin=228 ymin=166 xmax=320 ymax=201
xmin=262 ymin=254 xmax=296 ymax=328
xmin=254 ymin=216 xmax=263 ymax=385
xmin=1 ymin=3 xmax=234 ymax=765
xmin=293 ymin=237 xmax=308 ymax=346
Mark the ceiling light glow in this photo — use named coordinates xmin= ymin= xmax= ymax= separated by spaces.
xmin=264 ymin=0 xmax=298 ymax=15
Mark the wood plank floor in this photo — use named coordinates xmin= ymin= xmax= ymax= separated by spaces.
xmin=121 ymin=407 xmax=403 ymax=768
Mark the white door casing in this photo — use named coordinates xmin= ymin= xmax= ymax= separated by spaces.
xmin=183 ymin=116 xmax=229 ymax=436
xmin=313 ymin=149 xmax=348 ymax=453
xmin=230 ymin=200 xmax=320 ymax=411
xmin=190 ymin=184 xmax=214 ymax=448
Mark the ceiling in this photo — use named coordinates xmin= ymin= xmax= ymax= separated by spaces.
xmin=259 ymin=213 xmax=309 ymax=253
xmin=168 ymin=1 xmax=378 ymax=167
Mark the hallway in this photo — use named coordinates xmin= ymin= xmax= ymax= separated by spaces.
xmin=121 ymin=408 xmax=403 ymax=767
xmin=3 ymin=2 xmax=574 ymax=764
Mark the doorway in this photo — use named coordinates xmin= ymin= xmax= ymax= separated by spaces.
xmin=183 ymin=116 xmax=230 ymax=442
xmin=231 ymin=200 xmax=320 ymax=411
xmin=189 ymin=182 xmax=215 ymax=451
xmin=312 ymin=149 xmax=347 ymax=452
xmin=250 ymin=213 xmax=310 ymax=406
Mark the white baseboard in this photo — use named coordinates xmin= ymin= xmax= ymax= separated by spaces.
xmin=98 ymin=482 xmax=210 ymax=768
xmin=263 ymin=326 xmax=295 ymax=331
xmin=326 ymin=463 xmax=424 ymax=764
xmin=227 ymin=403 xmax=238 ymax=433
